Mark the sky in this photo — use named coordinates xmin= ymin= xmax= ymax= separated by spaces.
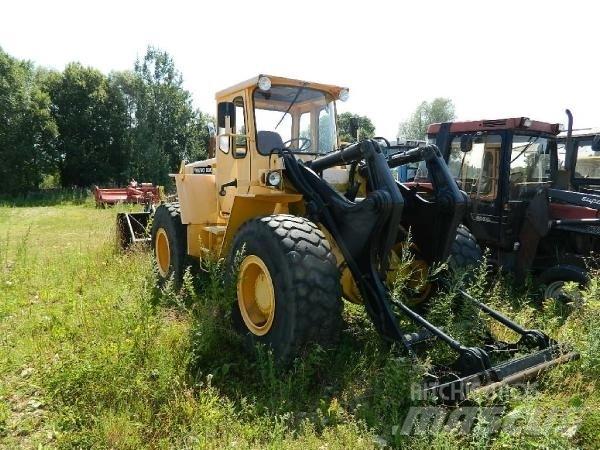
xmin=1 ymin=0 xmax=597 ymax=138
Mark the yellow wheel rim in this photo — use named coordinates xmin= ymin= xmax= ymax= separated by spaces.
xmin=237 ymin=255 xmax=275 ymax=336
xmin=155 ymin=228 xmax=170 ymax=277
xmin=388 ymin=244 xmax=432 ymax=305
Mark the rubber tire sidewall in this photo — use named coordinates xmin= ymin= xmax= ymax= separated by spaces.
xmin=538 ymin=264 xmax=588 ymax=301
xmin=448 ymin=224 xmax=483 ymax=273
xmin=151 ymin=204 xmax=187 ymax=289
xmin=227 ymin=215 xmax=342 ymax=363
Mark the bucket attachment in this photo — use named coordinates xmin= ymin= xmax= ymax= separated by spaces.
xmin=117 ymin=212 xmax=151 ymax=249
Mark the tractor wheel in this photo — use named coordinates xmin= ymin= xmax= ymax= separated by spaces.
xmin=538 ymin=265 xmax=588 ymax=303
xmin=151 ymin=203 xmax=187 ymax=289
xmin=228 ymin=214 xmax=343 ymax=363
xmin=448 ymin=225 xmax=483 ymax=274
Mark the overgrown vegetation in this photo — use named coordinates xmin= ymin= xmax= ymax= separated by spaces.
xmin=1 ymin=204 xmax=598 ymax=448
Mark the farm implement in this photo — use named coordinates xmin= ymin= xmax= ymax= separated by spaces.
xmin=117 ymin=75 xmax=578 ymax=401
xmin=94 ymin=182 xmax=162 ymax=208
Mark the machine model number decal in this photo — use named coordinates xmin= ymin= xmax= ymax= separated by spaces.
xmin=582 ymin=196 xmax=600 ymax=206
xmin=471 ymin=213 xmax=499 ymax=224
xmin=193 ymin=166 xmax=213 ymax=174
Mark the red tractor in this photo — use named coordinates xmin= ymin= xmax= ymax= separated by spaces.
xmin=424 ymin=117 xmax=599 ymax=301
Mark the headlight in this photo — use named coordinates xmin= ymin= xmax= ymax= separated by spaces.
xmin=258 ymin=76 xmax=271 ymax=91
xmin=338 ymin=88 xmax=349 ymax=102
xmin=266 ymin=171 xmax=282 ymax=187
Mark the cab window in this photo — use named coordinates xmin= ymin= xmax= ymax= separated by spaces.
xmin=233 ymin=96 xmax=247 ymax=157
xmin=574 ymin=138 xmax=600 ymax=179
xmin=448 ymin=134 xmax=501 ymax=201
xmin=299 ymin=112 xmax=311 ymax=140
xmin=509 ymin=135 xmax=550 ymax=199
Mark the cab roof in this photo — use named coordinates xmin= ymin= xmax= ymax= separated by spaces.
xmin=215 ymin=74 xmax=347 ymax=100
xmin=427 ymin=118 xmax=562 ymax=136
xmin=557 ymin=127 xmax=600 ymax=139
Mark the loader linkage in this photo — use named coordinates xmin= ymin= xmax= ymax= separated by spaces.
xmin=283 ymin=139 xmax=578 ymax=401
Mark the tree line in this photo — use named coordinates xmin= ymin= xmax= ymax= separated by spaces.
xmin=0 ymin=46 xmax=211 ymax=195
xmin=1 ymin=41 xmax=453 ymax=196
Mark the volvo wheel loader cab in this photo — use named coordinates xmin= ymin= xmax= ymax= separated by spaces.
xmin=120 ymin=75 xmax=577 ymax=401
xmin=427 ymin=117 xmax=600 ymax=301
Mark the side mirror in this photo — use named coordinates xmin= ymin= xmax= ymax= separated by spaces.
xmin=460 ymin=134 xmax=473 ymax=152
xmin=592 ymin=135 xmax=600 ymax=152
xmin=217 ymin=102 xmax=235 ymax=153
xmin=217 ymin=102 xmax=235 ymax=129
xmin=349 ymin=117 xmax=359 ymax=141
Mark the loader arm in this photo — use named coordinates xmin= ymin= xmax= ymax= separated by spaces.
xmin=282 ymin=140 xmax=577 ymax=401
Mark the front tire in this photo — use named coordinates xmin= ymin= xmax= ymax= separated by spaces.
xmin=448 ymin=224 xmax=483 ymax=273
xmin=228 ymin=214 xmax=343 ymax=363
xmin=151 ymin=203 xmax=187 ymax=289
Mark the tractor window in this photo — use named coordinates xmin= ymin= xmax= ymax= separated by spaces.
xmin=448 ymin=134 xmax=501 ymax=201
xmin=509 ymin=135 xmax=551 ymax=199
xmin=574 ymin=139 xmax=600 ymax=179
xmin=233 ymin=96 xmax=247 ymax=157
xmin=557 ymin=141 xmax=567 ymax=170
xmin=299 ymin=112 xmax=311 ymax=140
xmin=253 ymin=85 xmax=336 ymax=155
xmin=318 ymin=107 xmax=336 ymax=153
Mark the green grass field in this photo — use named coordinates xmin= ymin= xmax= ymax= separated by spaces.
xmin=0 ymin=201 xmax=599 ymax=449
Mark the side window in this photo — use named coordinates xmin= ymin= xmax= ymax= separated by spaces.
xmin=318 ymin=108 xmax=335 ymax=153
xmin=557 ymin=141 xmax=566 ymax=170
xmin=233 ymin=96 xmax=247 ymax=157
xmin=299 ymin=112 xmax=311 ymax=141
xmin=509 ymin=136 xmax=550 ymax=199
xmin=448 ymin=134 xmax=501 ymax=201
xmin=575 ymin=139 xmax=600 ymax=179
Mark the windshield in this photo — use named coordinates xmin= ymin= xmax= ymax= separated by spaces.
xmin=253 ymin=85 xmax=337 ymax=155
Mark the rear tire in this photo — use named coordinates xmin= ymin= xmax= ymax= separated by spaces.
xmin=228 ymin=214 xmax=343 ymax=363
xmin=538 ymin=265 xmax=588 ymax=303
xmin=151 ymin=203 xmax=187 ymax=289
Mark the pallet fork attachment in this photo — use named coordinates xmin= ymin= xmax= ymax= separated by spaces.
xmin=283 ymin=140 xmax=578 ymax=402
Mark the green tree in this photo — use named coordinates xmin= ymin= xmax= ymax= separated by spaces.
xmin=0 ymin=48 xmax=57 ymax=195
xmin=130 ymin=46 xmax=208 ymax=185
xmin=398 ymin=98 xmax=456 ymax=140
xmin=45 ymin=62 xmax=129 ymax=187
xmin=337 ymin=112 xmax=376 ymax=143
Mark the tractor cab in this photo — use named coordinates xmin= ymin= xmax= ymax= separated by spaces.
xmin=427 ymin=118 xmax=561 ymax=249
xmin=557 ymin=128 xmax=600 ymax=192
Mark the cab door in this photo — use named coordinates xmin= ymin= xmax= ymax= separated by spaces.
xmin=448 ymin=133 xmax=504 ymax=246
xmin=215 ymin=94 xmax=251 ymax=217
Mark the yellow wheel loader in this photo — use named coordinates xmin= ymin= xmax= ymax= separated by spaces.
xmin=118 ymin=75 xmax=577 ymax=401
